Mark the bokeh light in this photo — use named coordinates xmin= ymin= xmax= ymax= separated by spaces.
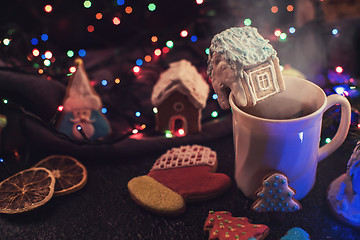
xmin=41 ymin=34 xmax=49 ymax=41
xmin=117 ymin=0 xmax=125 ymax=5
xmin=44 ymin=50 xmax=52 ymax=59
xmin=205 ymin=48 xmax=210 ymax=55
xmin=166 ymin=40 xmax=174 ymax=48
xmin=144 ymin=55 xmax=152 ymax=62
xmin=279 ymin=32 xmax=287 ymax=41
xmin=136 ymin=59 xmax=143 ymax=66
xmin=211 ymin=111 xmax=219 ymax=118
xmin=162 ymin=47 xmax=170 ymax=54
xmin=113 ymin=17 xmax=121 ymax=25
xmin=151 ymin=36 xmax=158 ymax=42
xmin=148 ymin=3 xmax=156 ymax=11
xmin=191 ymin=35 xmax=198 ymax=42
xmin=78 ymin=49 xmax=87 ymax=57
xmin=335 ymin=66 xmax=343 ymax=74
xmin=32 ymin=49 xmax=40 ymax=57
xmin=154 ymin=48 xmax=162 ymax=56
xmin=133 ymin=66 xmax=141 ymax=73
xmin=67 ymin=50 xmax=74 ymax=58
xmin=180 ymin=30 xmax=188 ymax=38
xmin=31 ymin=38 xmax=38 ymax=45
xmin=96 ymin=13 xmax=103 ymax=20
xmin=87 ymin=25 xmax=95 ymax=32
xmin=44 ymin=5 xmax=53 ymax=13
xmin=274 ymin=29 xmax=282 ymax=37
xmin=271 ymin=6 xmax=278 ymax=13
xmin=287 ymin=5 xmax=294 ymax=12
xmin=244 ymin=18 xmax=252 ymax=26
xmin=83 ymin=0 xmax=92 ymax=8
xmin=44 ymin=59 xmax=51 ymax=67
xmin=125 ymin=6 xmax=133 ymax=14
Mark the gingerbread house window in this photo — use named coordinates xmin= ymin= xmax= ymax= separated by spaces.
xmin=173 ymin=102 xmax=184 ymax=112
xmin=256 ymin=73 xmax=270 ymax=91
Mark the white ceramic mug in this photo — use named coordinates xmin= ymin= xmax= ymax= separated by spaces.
xmin=230 ymin=76 xmax=351 ymax=200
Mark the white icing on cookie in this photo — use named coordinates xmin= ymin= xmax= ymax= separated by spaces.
xmin=150 ymin=145 xmax=216 ymax=171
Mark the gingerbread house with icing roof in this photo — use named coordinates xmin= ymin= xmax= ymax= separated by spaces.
xmin=208 ymin=26 xmax=285 ymax=108
xmin=151 ymin=60 xmax=209 ymax=136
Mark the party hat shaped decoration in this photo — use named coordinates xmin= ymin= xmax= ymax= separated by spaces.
xmin=57 ymin=59 xmax=111 ymax=140
xmin=63 ymin=59 xmax=102 ymax=112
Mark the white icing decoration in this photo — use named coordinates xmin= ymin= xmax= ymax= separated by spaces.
xmin=151 ymin=60 xmax=209 ymax=109
xmin=150 ymin=145 xmax=216 ymax=171
xmin=208 ymin=27 xmax=276 ymax=71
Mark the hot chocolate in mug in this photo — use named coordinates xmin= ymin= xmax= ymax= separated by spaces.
xmin=230 ymin=76 xmax=351 ymax=200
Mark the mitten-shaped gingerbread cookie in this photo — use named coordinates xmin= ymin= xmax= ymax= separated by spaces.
xmin=127 ymin=145 xmax=231 ymax=215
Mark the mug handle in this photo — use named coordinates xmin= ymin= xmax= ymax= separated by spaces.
xmin=318 ymin=94 xmax=351 ymax=162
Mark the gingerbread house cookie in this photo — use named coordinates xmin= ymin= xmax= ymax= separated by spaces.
xmin=208 ymin=26 xmax=285 ymax=109
xmin=151 ymin=60 xmax=209 ymax=136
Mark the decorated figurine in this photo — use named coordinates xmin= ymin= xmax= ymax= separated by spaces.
xmin=203 ymin=211 xmax=269 ymax=240
xmin=252 ymin=172 xmax=302 ymax=213
xmin=151 ymin=59 xmax=209 ymax=136
xmin=327 ymin=141 xmax=360 ymax=228
xmin=207 ymin=26 xmax=285 ymax=109
xmin=57 ymin=59 xmax=111 ymax=140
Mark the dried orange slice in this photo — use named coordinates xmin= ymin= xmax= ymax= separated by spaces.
xmin=0 ymin=167 xmax=55 ymax=214
xmin=34 ymin=155 xmax=87 ymax=196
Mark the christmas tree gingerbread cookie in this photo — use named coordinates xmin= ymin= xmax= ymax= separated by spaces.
xmin=127 ymin=145 xmax=231 ymax=215
xmin=252 ymin=172 xmax=302 ymax=213
xmin=203 ymin=211 xmax=269 ymax=240
xmin=280 ymin=227 xmax=310 ymax=240
xmin=57 ymin=59 xmax=111 ymax=140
